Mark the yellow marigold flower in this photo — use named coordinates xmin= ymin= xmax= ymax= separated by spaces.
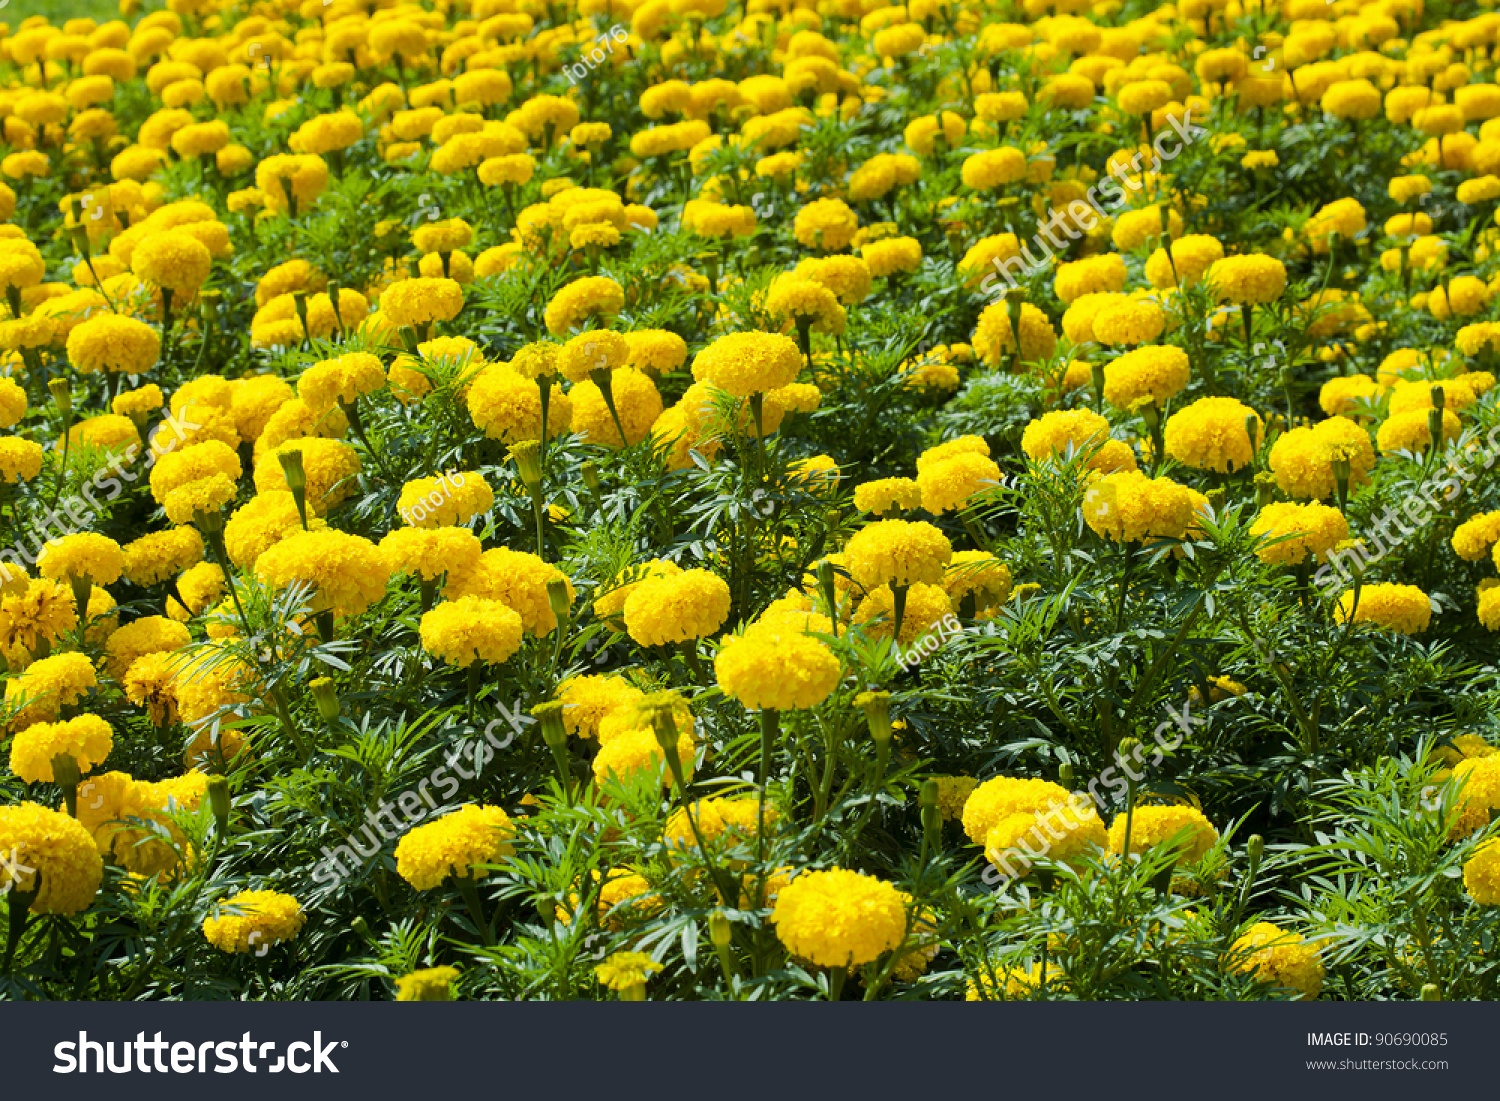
xmin=380 ymin=276 xmax=464 ymax=330
xmin=1207 ymin=254 xmax=1287 ymax=305
xmin=1102 ymin=344 xmax=1191 ymax=409
xmin=1322 ymin=78 xmax=1381 ymax=120
xmin=1453 ymin=511 xmax=1500 ymax=562
xmin=1083 ymin=470 xmax=1198 ymax=544
xmin=298 ymin=352 xmax=386 ymax=417
xmin=664 ymin=796 xmax=777 ymax=853
xmin=690 ymin=331 xmax=801 ymax=397
xmin=622 ymin=568 xmax=731 ymax=646
xmin=0 ymin=802 xmax=103 ymax=915
xmin=1111 ymin=206 xmax=1183 ymax=253
xmin=419 ymin=596 xmax=524 ymax=667
xmin=595 ymin=951 xmax=663 ymax=995
xmin=557 ymin=675 xmax=645 ymax=740
xmin=1109 ymin=804 xmax=1218 ymax=865
xmin=543 ymin=275 xmax=624 ymax=336
xmin=9 ymin=713 xmax=113 ymax=782
xmin=395 ymin=804 xmax=515 ymax=890
xmin=66 ymin=313 xmax=160 ymax=375
xmin=853 ymin=581 xmax=950 ymax=644
xmin=1250 ymin=502 xmax=1349 ymax=566
xmin=571 ymin=368 xmax=663 ymax=447
xmin=253 ymin=438 xmax=361 ymax=512
xmin=621 ymin=330 xmax=687 ymax=374
xmin=985 ymin=797 xmax=1107 ymax=875
xmin=973 ymin=299 xmax=1057 ymax=367
xmin=163 ymin=471 xmax=237 ymax=526
xmin=932 ymin=775 xmax=979 ymax=821
xmin=943 ymin=551 xmax=1013 ymax=607
xmin=1376 ymin=407 xmax=1461 ymax=455
xmin=861 ymin=236 xmax=923 ymax=277
xmin=1164 ymin=396 xmax=1262 ymax=473
xmin=917 ymin=451 xmax=1001 ymax=513
xmin=222 ymin=493 xmax=309 ymax=568
xmin=254 ymin=529 xmax=393 ymax=620
xmin=468 ymin=367 xmax=573 ymax=444
xmin=771 ymin=867 xmax=907 ymax=968
xmin=1334 ymin=583 xmax=1432 ymax=635
xmin=396 ymin=966 xmax=461 ymax=1001
xmin=715 ymin=631 xmax=841 ymax=710
xmin=1229 ymin=921 xmax=1324 ymax=999
xmin=1118 ymin=78 xmax=1173 ymax=115
xmin=0 ymin=376 xmax=24 ymax=428
xmin=845 ymin=519 xmax=952 ymax=589
xmin=592 ymin=725 xmax=696 ymax=788
xmin=966 ymin=961 xmax=1067 ymax=1000
xmin=960 ymin=776 xmax=1073 ymax=845
xmin=203 ymin=890 xmax=306 ymax=954
xmin=854 ymin=477 xmax=923 ymax=516
xmin=379 ymin=526 xmax=483 ymax=583
xmin=5 ymin=651 xmax=98 ymax=727
xmin=103 ymin=615 xmax=190 ymax=680
xmin=1464 ymin=839 xmax=1500 ymax=904
xmin=1021 ymin=408 xmax=1110 ymax=464
xmin=792 ymin=197 xmax=859 ymax=251
xmin=130 ymin=229 xmax=212 ymax=294
xmin=1268 ymin=418 xmax=1376 ymax=500
xmin=903 ymin=111 xmax=965 ymax=155
xmin=793 ymin=255 xmax=873 ymax=306
xmin=36 ymin=532 xmax=124 ymax=587
xmin=1319 ymin=374 xmax=1380 ymax=416
xmin=1092 ymin=297 xmax=1166 ymax=346
xmin=0 ymin=436 xmax=44 ymax=483
xmin=961 ymin=146 xmax=1027 ymax=189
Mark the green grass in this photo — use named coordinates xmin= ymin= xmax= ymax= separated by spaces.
xmin=5 ymin=0 xmax=138 ymax=27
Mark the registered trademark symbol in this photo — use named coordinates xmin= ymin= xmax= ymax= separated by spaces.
xmin=341 ymin=1041 xmax=349 ymax=1048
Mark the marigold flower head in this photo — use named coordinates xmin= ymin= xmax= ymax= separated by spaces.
xmin=1334 ymin=583 xmax=1432 ymax=635
xmin=1164 ymin=396 xmax=1262 ymax=473
xmin=715 ymin=631 xmax=841 ymax=710
xmin=622 ymin=568 xmax=731 ymax=646
xmin=771 ymin=867 xmax=907 ymax=968
xmin=845 ymin=519 xmax=952 ymax=589
xmin=446 ymin=548 xmax=574 ymax=635
xmin=203 ymin=890 xmax=306 ymax=954
xmin=395 ymin=804 xmax=515 ymax=890
xmin=253 ymin=529 xmax=393 ymax=620
xmin=1103 ymin=344 xmax=1191 ymax=409
xmin=959 ymin=775 xmax=1075 ymax=845
xmin=9 ymin=713 xmax=114 ymax=782
xmin=1229 ymin=921 xmax=1324 ymax=999
xmin=1207 ymin=254 xmax=1287 ymax=305
xmin=690 ymin=331 xmax=801 ymax=398
xmin=420 ymin=596 xmax=524 ymax=667
xmin=0 ymin=802 xmax=103 ymax=914
xmin=1082 ymin=470 xmax=1197 ymax=543
xmin=396 ymin=966 xmax=461 ymax=1001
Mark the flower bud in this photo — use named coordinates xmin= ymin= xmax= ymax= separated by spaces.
xmin=532 ymin=700 xmax=568 ymax=749
xmin=546 ymin=578 xmax=571 ymax=622
xmin=709 ymin=910 xmax=733 ymax=950
xmin=50 ymin=753 xmax=81 ymax=789
xmin=278 ymin=448 xmax=306 ymax=493
xmin=207 ymin=774 xmax=231 ymax=833
xmin=509 ymin=439 xmax=543 ymax=491
xmin=48 ymin=378 xmax=72 ymax=420
xmin=581 ymin=461 xmax=601 ymax=492
xmin=1421 ymin=983 xmax=1442 ymax=1001
xmin=1059 ymin=761 xmax=1076 ymax=790
xmin=856 ymin=690 xmax=892 ymax=744
xmin=309 ymin=676 xmax=341 ymax=721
